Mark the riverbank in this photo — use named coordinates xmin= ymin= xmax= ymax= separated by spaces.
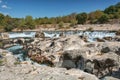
xmin=12 ymin=24 xmax=120 ymax=32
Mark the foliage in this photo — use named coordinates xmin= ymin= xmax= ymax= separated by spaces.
xmin=70 ymin=19 xmax=77 ymax=27
xmin=0 ymin=42 xmax=3 ymax=48
xmin=104 ymin=6 xmax=117 ymax=14
xmin=97 ymin=14 xmax=109 ymax=24
xmin=0 ymin=2 xmax=120 ymax=31
xmin=88 ymin=10 xmax=104 ymax=23
xmin=4 ymin=25 xmax=13 ymax=32
xmin=76 ymin=12 xmax=88 ymax=24
xmin=58 ymin=21 xmax=64 ymax=28
xmin=24 ymin=16 xmax=35 ymax=29
xmin=14 ymin=61 xmax=20 ymax=65
xmin=0 ymin=60 xmax=3 ymax=66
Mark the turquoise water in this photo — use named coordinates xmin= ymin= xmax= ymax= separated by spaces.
xmin=6 ymin=45 xmax=28 ymax=61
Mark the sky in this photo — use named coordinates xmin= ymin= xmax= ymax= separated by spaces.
xmin=0 ymin=0 xmax=120 ymax=18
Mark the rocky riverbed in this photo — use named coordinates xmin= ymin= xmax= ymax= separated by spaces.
xmin=0 ymin=31 xmax=120 ymax=80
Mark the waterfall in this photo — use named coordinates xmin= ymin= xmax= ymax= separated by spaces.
xmin=9 ymin=32 xmax=36 ymax=38
xmin=5 ymin=30 xmax=116 ymax=64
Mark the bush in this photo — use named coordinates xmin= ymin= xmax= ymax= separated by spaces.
xmin=0 ymin=60 xmax=3 ymax=66
xmin=76 ymin=13 xmax=88 ymax=24
xmin=14 ymin=61 xmax=20 ymax=65
xmin=4 ymin=26 xmax=13 ymax=32
xmin=58 ymin=21 xmax=64 ymax=29
xmin=0 ymin=42 xmax=3 ymax=48
xmin=97 ymin=14 xmax=109 ymax=24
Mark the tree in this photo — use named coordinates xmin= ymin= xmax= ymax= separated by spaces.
xmin=0 ymin=13 xmax=5 ymax=26
xmin=115 ymin=2 xmax=120 ymax=8
xmin=97 ymin=14 xmax=109 ymax=24
xmin=18 ymin=18 xmax=26 ymax=31
xmin=4 ymin=25 xmax=13 ymax=32
xmin=3 ymin=15 xmax=14 ymax=32
xmin=88 ymin=10 xmax=104 ymax=23
xmin=89 ymin=10 xmax=104 ymax=20
xmin=104 ymin=6 xmax=117 ymax=14
xmin=76 ymin=13 xmax=88 ymax=24
xmin=114 ymin=12 xmax=120 ymax=19
xmin=25 ymin=16 xmax=35 ymax=29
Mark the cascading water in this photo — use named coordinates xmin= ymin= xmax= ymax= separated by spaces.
xmin=6 ymin=45 xmax=29 ymax=61
xmin=44 ymin=31 xmax=116 ymax=42
xmin=6 ymin=31 xmax=116 ymax=62
xmin=9 ymin=32 xmax=36 ymax=38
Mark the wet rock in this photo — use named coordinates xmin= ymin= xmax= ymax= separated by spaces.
xmin=101 ymin=47 xmax=110 ymax=53
xmin=79 ymin=35 xmax=89 ymax=42
xmin=0 ymin=33 xmax=9 ymax=39
xmin=96 ymin=38 xmax=105 ymax=42
xmin=27 ymin=47 xmax=43 ymax=57
xmin=92 ymin=58 xmax=117 ymax=78
xmin=59 ymin=32 xmax=64 ymax=37
xmin=114 ymin=36 xmax=120 ymax=41
xmin=29 ymin=54 xmax=54 ymax=67
xmin=60 ymin=50 xmax=87 ymax=70
xmin=17 ymin=38 xmax=25 ymax=45
xmin=103 ymin=37 xmax=112 ymax=41
xmin=35 ymin=31 xmax=45 ymax=38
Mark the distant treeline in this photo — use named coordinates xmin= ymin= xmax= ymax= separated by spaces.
xmin=0 ymin=2 xmax=120 ymax=32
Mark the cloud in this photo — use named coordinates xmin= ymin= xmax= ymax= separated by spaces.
xmin=1 ymin=4 xmax=11 ymax=9
xmin=2 ymin=5 xmax=8 ymax=8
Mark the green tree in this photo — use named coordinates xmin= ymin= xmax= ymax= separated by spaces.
xmin=3 ymin=15 xmax=14 ymax=32
xmin=76 ymin=13 xmax=88 ymax=24
xmin=104 ymin=6 xmax=116 ymax=14
xmin=18 ymin=18 xmax=26 ymax=31
xmin=88 ymin=10 xmax=104 ymax=23
xmin=0 ymin=13 xmax=5 ymax=26
xmin=114 ymin=12 xmax=120 ymax=19
xmin=25 ymin=16 xmax=35 ymax=29
xmin=4 ymin=25 xmax=13 ymax=32
xmin=97 ymin=14 xmax=109 ymax=24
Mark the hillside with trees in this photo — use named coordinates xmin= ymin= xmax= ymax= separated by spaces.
xmin=0 ymin=2 xmax=120 ymax=32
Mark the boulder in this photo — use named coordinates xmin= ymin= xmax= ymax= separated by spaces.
xmin=60 ymin=49 xmax=88 ymax=70
xmin=101 ymin=47 xmax=110 ymax=53
xmin=65 ymin=69 xmax=99 ymax=80
xmin=63 ymin=35 xmax=86 ymax=51
xmin=103 ymin=76 xmax=120 ymax=80
xmin=35 ymin=31 xmax=45 ymax=38
xmin=0 ymin=33 xmax=9 ymax=39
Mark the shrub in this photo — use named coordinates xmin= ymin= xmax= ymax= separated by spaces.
xmin=14 ymin=61 xmax=20 ymax=65
xmin=0 ymin=60 xmax=3 ymax=66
